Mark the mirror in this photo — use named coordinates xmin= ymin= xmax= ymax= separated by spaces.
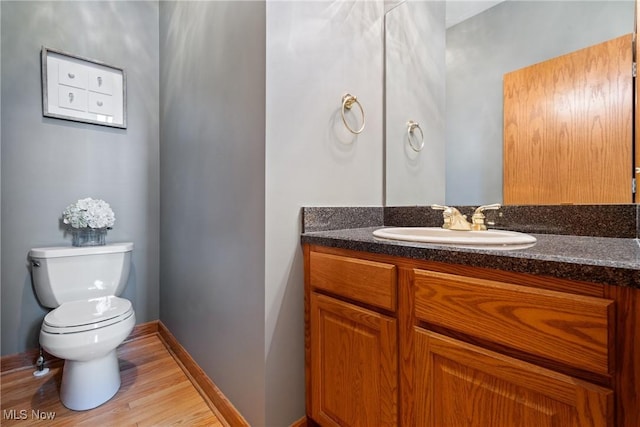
xmin=384 ymin=0 xmax=635 ymax=206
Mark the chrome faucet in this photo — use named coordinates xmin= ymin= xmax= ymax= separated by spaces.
xmin=431 ymin=204 xmax=472 ymax=231
xmin=431 ymin=204 xmax=501 ymax=231
xmin=471 ymin=204 xmax=501 ymax=231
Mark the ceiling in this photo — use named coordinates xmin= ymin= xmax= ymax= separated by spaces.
xmin=446 ymin=0 xmax=505 ymax=28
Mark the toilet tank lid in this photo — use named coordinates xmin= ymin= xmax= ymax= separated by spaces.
xmin=30 ymin=242 xmax=134 ymax=259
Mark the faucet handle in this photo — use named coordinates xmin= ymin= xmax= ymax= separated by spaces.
xmin=430 ymin=204 xmax=450 ymax=211
xmin=431 ymin=204 xmax=463 ymax=218
xmin=471 ymin=204 xmax=501 ymax=230
xmin=474 ymin=203 xmax=501 ymax=214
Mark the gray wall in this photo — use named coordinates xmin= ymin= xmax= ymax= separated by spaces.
xmin=265 ymin=1 xmax=384 ymax=425
xmin=446 ymin=0 xmax=635 ymax=205
xmin=159 ymin=2 xmax=266 ymax=425
xmin=1 ymin=4 xmax=3 ymax=303
xmin=385 ymin=0 xmax=446 ymax=206
xmin=160 ymin=2 xmax=385 ymax=425
xmin=2 ymin=1 xmax=384 ymax=424
xmin=1 ymin=1 xmax=160 ymax=355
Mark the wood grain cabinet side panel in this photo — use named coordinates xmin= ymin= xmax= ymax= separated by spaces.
xmin=310 ymin=293 xmax=398 ymax=427
xmin=414 ymin=329 xmax=613 ymax=427
xmin=310 ymin=251 xmax=397 ymax=311
xmin=414 ymin=270 xmax=614 ymax=375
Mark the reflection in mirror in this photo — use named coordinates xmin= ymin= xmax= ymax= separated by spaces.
xmin=385 ymin=0 xmax=635 ymax=206
xmin=503 ymin=34 xmax=633 ymax=205
xmin=384 ymin=1 xmax=446 ymax=206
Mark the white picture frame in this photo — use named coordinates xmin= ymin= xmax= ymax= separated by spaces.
xmin=41 ymin=46 xmax=127 ymax=129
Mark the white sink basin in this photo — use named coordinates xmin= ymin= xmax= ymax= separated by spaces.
xmin=373 ymin=227 xmax=536 ymax=249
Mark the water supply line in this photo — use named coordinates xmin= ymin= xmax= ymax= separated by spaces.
xmin=33 ymin=346 xmax=50 ymax=377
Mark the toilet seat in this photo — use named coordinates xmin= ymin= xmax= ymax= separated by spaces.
xmin=42 ymin=296 xmax=133 ymax=334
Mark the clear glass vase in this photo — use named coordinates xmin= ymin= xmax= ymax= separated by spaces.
xmin=72 ymin=228 xmax=107 ymax=247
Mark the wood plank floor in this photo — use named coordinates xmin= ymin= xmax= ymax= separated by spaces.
xmin=1 ymin=335 xmax=224 ymax=426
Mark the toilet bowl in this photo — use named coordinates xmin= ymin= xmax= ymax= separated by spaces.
xmin=29 ymin=243 xmax=135 ymax=411
xmin=40 ymin=296 xmax=135 ymax=410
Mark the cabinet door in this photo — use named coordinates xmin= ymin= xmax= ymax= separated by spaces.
xmin=310 ymin=292 xmax=397 ymax=427
xmin=414 ymin=329 xmax=613 ymax=427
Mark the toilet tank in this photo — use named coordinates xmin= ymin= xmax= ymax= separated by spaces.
xmin=29 ymin=242 xmax=133 ymax=308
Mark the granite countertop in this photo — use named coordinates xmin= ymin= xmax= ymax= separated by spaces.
xmin=301 ymin=227 xmax=640 ymax=289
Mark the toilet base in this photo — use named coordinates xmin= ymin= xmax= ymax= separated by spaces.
xmin=60 ymin=350 xmax=121 ymax=411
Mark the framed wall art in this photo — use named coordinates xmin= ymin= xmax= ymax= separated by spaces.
xmin=41 ymin=46 xmax=127 ymax=129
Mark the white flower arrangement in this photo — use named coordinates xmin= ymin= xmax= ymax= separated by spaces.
xmin=62 ymin=198 xmax=116 ymax=229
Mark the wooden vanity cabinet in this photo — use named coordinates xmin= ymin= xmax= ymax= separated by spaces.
xmin=306 ymin=248 xmax=398 ymax=427
xmin=413 ymin=270 xmax=614 ymax=426
xmin=304 ymin=245 xmax=639 ymax=427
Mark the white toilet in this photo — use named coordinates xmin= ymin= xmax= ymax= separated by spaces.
xmin=29 ymin=242 xmax=136 ymax=411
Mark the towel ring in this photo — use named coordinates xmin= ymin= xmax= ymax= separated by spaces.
xmin=341 ymin=94 xmax=365 ymax=135
xmin=407 ymin=120 xmax=424 ymax=152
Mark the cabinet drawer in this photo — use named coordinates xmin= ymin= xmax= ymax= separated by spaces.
xmin=309 ymin=251 xmax=396 ymax=311
xmin=414 ymin=270 xmax=614 ymax=375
